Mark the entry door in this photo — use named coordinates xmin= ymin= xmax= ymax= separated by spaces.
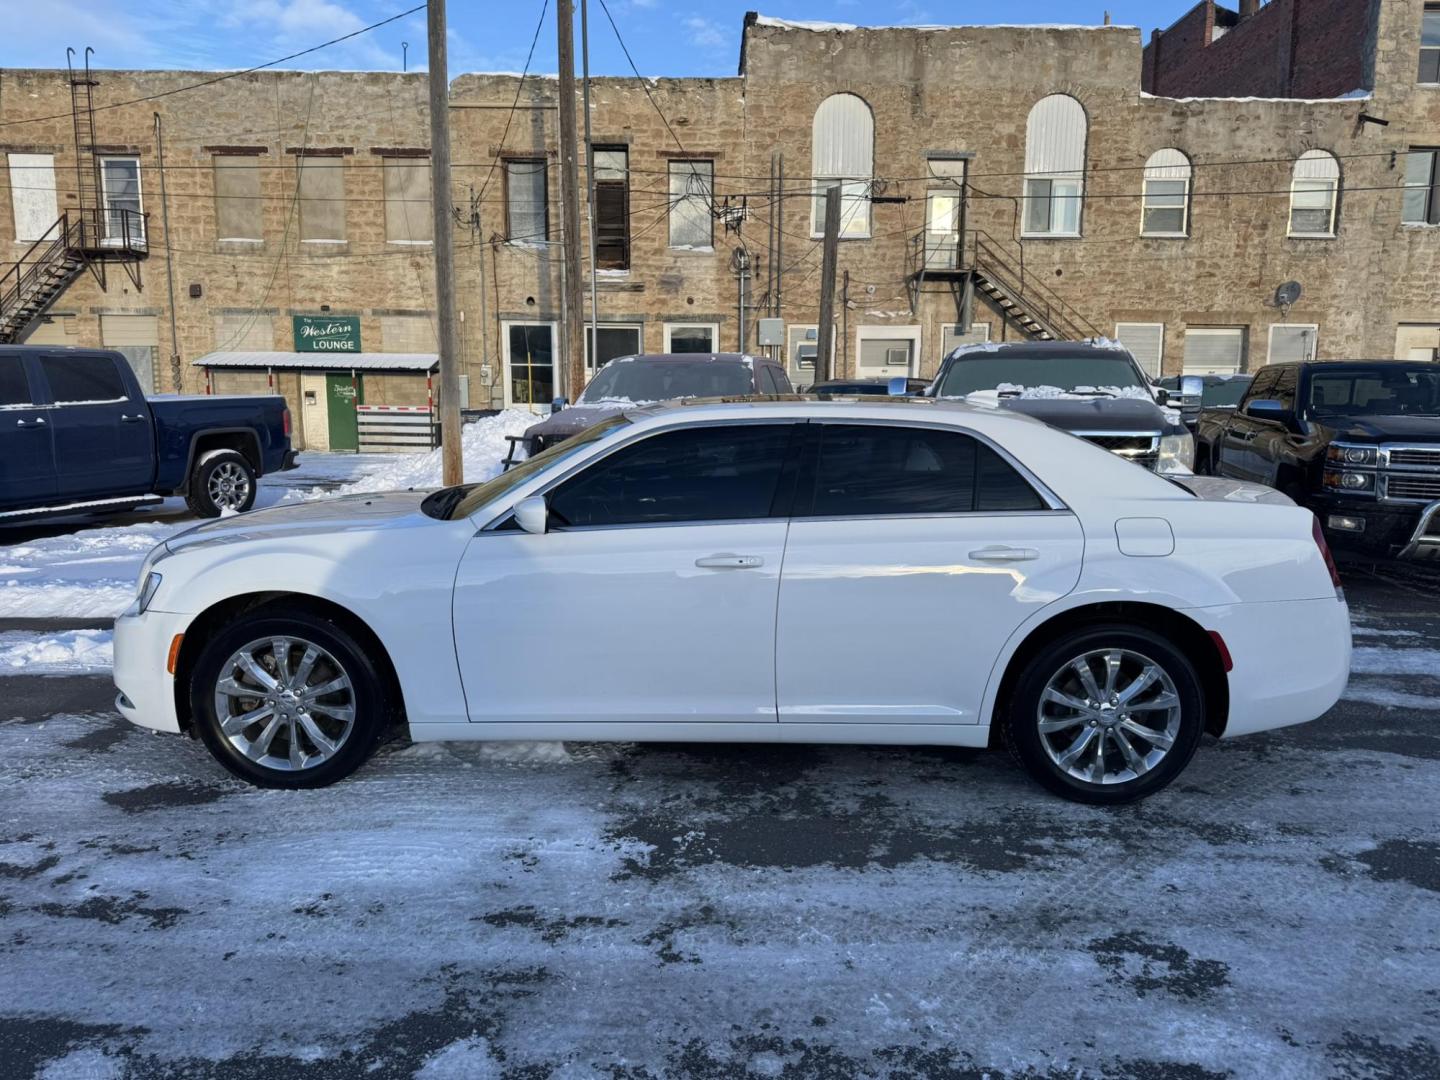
xmin=775 ymin=422 xmax=1083 ymax=725
xmin=504 ymin=322 xmax=556 ymax=412
xmin=100 ymin=157 xmax=145 ymax=245
xmin=37 ymin=352 xmax=153 ymax=499
xmin=453 ymin=422 xmax=798 ymax=725
xmin=325 ymin=373 xmax=362 ymax=451
xmin=0 ymin=356 xmax=56 ymax=510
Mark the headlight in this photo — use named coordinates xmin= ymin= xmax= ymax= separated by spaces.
xmin=1323 ymin=470 xmax=1375 ymax=492
xmin=1326 ymin=444 xmax=1378 ymax=467
xmin=1156 ymin=432 xmax=1195 ymax=474
xmin=137 ymin=571 xmax=163 ymax=614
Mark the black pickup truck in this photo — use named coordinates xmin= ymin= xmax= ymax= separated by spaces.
xmin=1194 ymin=360 xmax=1440 ymax=559
xmin=1 ymin=345 xmax=295 ymax=522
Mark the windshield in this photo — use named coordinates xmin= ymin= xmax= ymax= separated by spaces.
xmin=934 ymin=353 xmax=1146 ymax=397
xmin=1204 ymin=378 xmax=1251 ymax=408
xmin=434 ymin=415 xmax=631 ymax=521
xmin=1307 ymin=368 xmax=1440 ymax=417
xmin=579 ymin=360 xmax=753 ymax=404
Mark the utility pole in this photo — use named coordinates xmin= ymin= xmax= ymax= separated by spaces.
xmin=556 ymin=0 xmax=585 ymax=401
xmin=153 ymin=113 xmax=181 ymax=393
xmin=428 ymin=0 xmax=464 ymax=484
xmin=580 ymin=0 xmax=600 ymax=377
xmin=815 ymin=185 xmax=841 ymax=383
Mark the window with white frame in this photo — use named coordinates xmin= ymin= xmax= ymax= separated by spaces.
xmin=1420 ymin=5 xmax=1440 ymax=83
xmin=940 ymin=323 xmax=991 ymax=359
xmin=1022 ymin=94 xmax=1086 ymax=237
xmin=811 ymin=93 xmax=874 ymax=238
xmin=1183 ymin=327 xmax=1247 ymax=374
xmin=503 ymin=322 xmax=557 ymax=410
xmin=1268 ymin=324 xmax=1319 ymax=365
xmin=664 ymin=323 xmax=719 ymax=354
xmin=1289 ymin=150 xmax=1340 ymax=237
xmin=585 ymin=324 xmax=643 ymax=370
xmin=1403 ymin=148 xmax=1440 ymax=225
xmin=856 ymin=326 xmax=921 ymax=377
xmin=504 ymin=159 xmax=547 ymax=243
xmin=1115 ymin=323 xmax=1165 ymax=378
xmin=1141 ymin=149 xmax=1191 ymax=236
xmin=668 ymin=161 xmax=714 ymax=249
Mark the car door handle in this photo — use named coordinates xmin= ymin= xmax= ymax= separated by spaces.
xmin=15 ymin=417 xmax=47 ymax=428
xmin=695 ymin=553 xmax=764 ymax=569
xmin=969 ymin=547 xmax=1039 ymax=562
xmin=120 ymin=413 xmax=146 ymax=423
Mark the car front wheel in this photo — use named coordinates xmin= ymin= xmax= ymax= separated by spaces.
xmin=1005 ymin=625 xmax=1205 ymax=804
xmin=189 ymin=609 xmax=389 ymax=788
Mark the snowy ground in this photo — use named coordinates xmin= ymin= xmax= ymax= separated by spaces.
xmin=0 ymin=562 xmax=1437 ymax=1078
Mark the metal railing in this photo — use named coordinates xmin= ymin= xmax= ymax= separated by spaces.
xmin=0 ymin=209 xmax=147 ymax=337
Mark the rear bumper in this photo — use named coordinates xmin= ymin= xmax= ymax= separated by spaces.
xmin=112 ymin=607 xmax=192 ymax=734
xmin=1184 ymin=596 xmax=1350 ymax=739
xmin=280 ymin=449 xmax=300 ymax=472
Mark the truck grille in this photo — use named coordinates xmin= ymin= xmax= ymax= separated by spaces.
xmin=1388 ymin=447 xmax=1440 ymax=469
xmin=1080 ymin=434 xmax=1161 ymax=470
xmin=1385 ymin=474 xmax=1440 ymax=501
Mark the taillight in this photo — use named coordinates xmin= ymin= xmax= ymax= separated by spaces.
xmin=1207 ymin=630 xmax=1233 ymax=673
xmin=282 ymin=408 xmax=292 ymax=437
xmin=1312 ymin=515 xmax=1342 ymax=592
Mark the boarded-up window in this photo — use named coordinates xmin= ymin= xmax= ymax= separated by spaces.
xmin=384 ymin=157 xmax=432 ymax=243
xmin=668 ymin=161 xmax=713 ymax=248
xmin=1115 ymin=323 xmax=1165 ymax=377
xmin=8 ymin=153 xmax=59 ymax=241
xmin=298 ymin=158 xmax=345 ymax=241
xmin=504 ymin=159 xmax=547 ymax=243
xmin=214 ymin=313 xmax=276 ymax=352
xmin=380 ymin=314 xmax=436 ymax=352
xmin=594 ymin=148 xmax=630 ymax=269
xmin=1023 ymin=94 xmax=1086 ymax=236
xmin=1184 ymin=327 xmax=1247 ymax=374
xmin=1268 ymin=325 xmax=1319 ymax=365
xmin=214 ymin=155 xmax=262 ymax=241
xmin=101 ymin=313 xmax=159 ymax=393
xmin=811 ymin=93 xmax=873 ymax=238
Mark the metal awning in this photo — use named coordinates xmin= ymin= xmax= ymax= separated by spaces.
xmin=192 ymin=351 xmax=439 ymax=372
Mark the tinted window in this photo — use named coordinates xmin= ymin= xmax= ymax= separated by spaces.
xmin=772 ymin=367 xmax=794 ymax=394
xmin=548 ymin=424 xmax=794 ymax=527
xmin=934 ymin=353 xmax=1145 ymax=396
xmin=803 ymin=424 xmax=1043 ymax=517
xmin=0 ymin=360 xmax=33 ymax=407
xmin=39 ymin=353 xmax=127 ymax=404
xmin=1243 ymin=365 xmax=1279 ymax=403
xmin=577 ymin=360 xmax=754 ymax=404
xmin=757 ymin=366 xmax=777 ymax=394
xmin=1307 ymin=368 xmax=1440 ymax=417
xmin=1272 ymin=367 xmax=1298 ymax=410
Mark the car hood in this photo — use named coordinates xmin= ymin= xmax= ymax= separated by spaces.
xmin=1311 ymin=415 xmax=1440 ymax=443
xmin=998 ymin=396 xmax=1173 ymax=434
xmin=165 ymin=490 xmax=434 ymax=553
xmin=1173 ymin=476 xmax=1296 ymax=506
xmin=523 ymin=404 xmax=626 ymax=441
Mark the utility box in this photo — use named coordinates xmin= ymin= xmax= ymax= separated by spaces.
xmin=756 ymin=318 xmax=786 ymax=347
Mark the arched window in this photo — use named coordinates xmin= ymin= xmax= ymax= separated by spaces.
xmin=811 ymin=93 xmax=874 ymax=238
xmin=1023 ymin=94 xmax=1087 ymax=236
xmin=1289 ymin=150 xmax=1340 ymax=237
xmin=1141 ymin=148 xmax=1192 ymax=236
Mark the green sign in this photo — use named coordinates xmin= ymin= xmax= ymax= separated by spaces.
xmin=293 ymin=315 xmax=361 ymax=353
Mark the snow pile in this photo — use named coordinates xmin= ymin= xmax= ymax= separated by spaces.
xmin=0 ymin=629 xmax=113 ymax=675
xmin=327 ymin=410 xmax=538 ymax=497
xmin=0 ymin=523 xmax=174 ymax=620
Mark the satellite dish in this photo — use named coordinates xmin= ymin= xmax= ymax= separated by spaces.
xmin=1276 ymin=281 xmax=1302 ymax=307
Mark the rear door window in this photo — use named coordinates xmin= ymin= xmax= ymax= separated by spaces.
xmin=39 ymin=353 xmax=129 ymax=404
xmin=0 ymin=360 xmax=33 ymax=407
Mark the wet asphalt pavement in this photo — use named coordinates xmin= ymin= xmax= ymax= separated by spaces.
xmin=1 ymin=562 xmax=1438 ymax=1079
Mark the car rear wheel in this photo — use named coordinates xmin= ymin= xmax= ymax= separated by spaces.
xmin=190 ymin=609 xmax=389 ymax=788
xmin=187 ymin=450 xmax=257 ymax=518
xmin=1004 ymin=625 xmax=1205 ymax=804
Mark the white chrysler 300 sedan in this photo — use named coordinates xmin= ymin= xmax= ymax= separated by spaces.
xmin=114 ymin=398 xmax=1351 ymax=803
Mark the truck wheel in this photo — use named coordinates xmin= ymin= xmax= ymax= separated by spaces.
xmin=189 ymin=608 xmax=389 ymax=788
xmin=187 ymin=450 xmax=257 ymax=517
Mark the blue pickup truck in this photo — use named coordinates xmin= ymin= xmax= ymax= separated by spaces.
xmin=1 ymin=345 xmax=295 ymax=522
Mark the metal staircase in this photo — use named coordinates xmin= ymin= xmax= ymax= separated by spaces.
xmin=0 ymin=49 xmax=147 ymax=344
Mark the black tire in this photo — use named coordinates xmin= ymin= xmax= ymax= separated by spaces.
xmin=1193 ymin=447 xmax=1213 ymax=476
xmin=1003 ymin=624 xmax=1205 ymax=805
xmin=186 ymin=450 xmax=257 ymax=518
xmin=189 ymin=607 xmax=390 ymax=788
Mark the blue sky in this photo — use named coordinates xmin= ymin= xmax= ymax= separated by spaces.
xmin=4 ymin=1 xmax=1198 ymax=77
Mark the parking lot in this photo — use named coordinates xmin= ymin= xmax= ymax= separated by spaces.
xmin=0 ymin=558 xmax=1436 ymax=1079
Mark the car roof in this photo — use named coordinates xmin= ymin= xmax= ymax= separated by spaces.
xmin=621 ymin=394 xmax=1044 ymax=428
xmin=603 ymin=352 xmax=779 ymax=366
xmin=944 ymin=340 xmax=1137 ymax=362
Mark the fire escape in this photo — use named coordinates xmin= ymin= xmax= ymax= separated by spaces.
xmin=908 ymin=180 xmax=1100 ymax=343
xmin=0 ymin=49 xmax=148 ymax=344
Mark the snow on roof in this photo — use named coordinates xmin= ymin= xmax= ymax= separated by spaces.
xmin=752 ymin=14 xmax=1136 ymax=32
xmin=1141 ymin=89 xmax=1371 ymax=103
xmin=193 ymin=351 xmax=439 ymax=371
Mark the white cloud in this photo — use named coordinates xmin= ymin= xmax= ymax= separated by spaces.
xmin=682 ymin=15 xmax=726 ymax=52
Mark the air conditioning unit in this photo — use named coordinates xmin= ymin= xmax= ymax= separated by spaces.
xmin=885 ymin=347 xmax=910 ymax=368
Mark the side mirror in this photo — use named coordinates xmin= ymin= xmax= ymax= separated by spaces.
xmin=887 ymin=376 xmax=909 ymax=397
xmin=514 ymin=494 xmax=549 ymax=535
xmin=1179 ymin=375 xmax=1205 ymax=403
xmin=1244 ymin=398 xmax=1291 ymax=424
xmin=551 ymin=397 xmax=568 ymax=414
xmin=1155 ymin=387 xmax=1171 ymax=406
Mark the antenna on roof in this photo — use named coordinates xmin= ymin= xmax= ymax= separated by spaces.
xmin=1103 ymin=11 xmax=1112 ymax=25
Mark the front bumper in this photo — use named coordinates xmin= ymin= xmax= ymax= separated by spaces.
xmin=1311 ymin=493 xmax=1440 ymax=559
xmin=113 ymin=607 xmax=193 ymax=734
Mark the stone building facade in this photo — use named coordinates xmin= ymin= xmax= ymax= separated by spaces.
xmin=2 ymin=3 xmax=1438 ymax=446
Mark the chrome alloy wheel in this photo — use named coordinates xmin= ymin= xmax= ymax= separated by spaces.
xmin=214 ymin=636 xmax=356 ymax=770
xmin=207 ymin=461 xmax=252 ymax=511
xmin=1036 ymin=648 xmax=1182 ymax=786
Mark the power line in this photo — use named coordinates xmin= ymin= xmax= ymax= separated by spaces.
xmin=0 ymin=5 xmax=425 ymax=130
xmin=593 ymin=0 xmax=688 ymax=157
xmin=474 ymin=0 xmax=551 ymax=208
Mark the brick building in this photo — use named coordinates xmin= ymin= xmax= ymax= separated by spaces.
xmin=2 ymin=3 xmax=1438 ymax=449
